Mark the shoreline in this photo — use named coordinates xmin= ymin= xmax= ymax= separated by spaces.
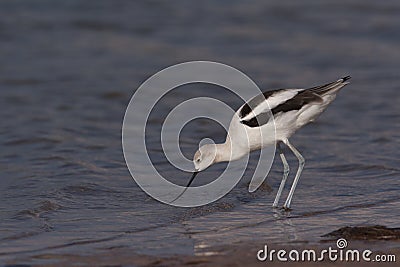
xmin=7 ymin=240 xmax=399 ymax=267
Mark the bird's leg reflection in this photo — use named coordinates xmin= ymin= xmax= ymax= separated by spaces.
xmin=272 ymin=208 xmax=298 ymax=241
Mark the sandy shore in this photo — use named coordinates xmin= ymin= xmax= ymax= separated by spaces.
xmin=7 ymin=240 xmax=398 ymax=267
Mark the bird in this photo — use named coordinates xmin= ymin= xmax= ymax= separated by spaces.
xmin=174 ymin=76 xmax=351 ymax=209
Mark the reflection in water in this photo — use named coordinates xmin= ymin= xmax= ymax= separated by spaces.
xmin=272 ymin=209 xmax=298 ymax=242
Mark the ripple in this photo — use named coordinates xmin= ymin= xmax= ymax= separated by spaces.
xmin=0 ymin=231 xmax=39 ymax=242
xmin=1 ymin=78 xmax=45 ymax=86
xmin=100 ymin=91 xmax=127 ymax=100
xmin=4 ymin=137 xmax=62 ymax=146
xmin=295 ymin=196 xmax=400 ymax=218
xmin=13 ymin=200 xmax=62 ymax=220
xmin=71 ymin=19 xmax=124 ymax=32
xmin=59 ymin=183 xmax=119 ymax=197
xmin=314 ymin=163 xmax=400 ymax=173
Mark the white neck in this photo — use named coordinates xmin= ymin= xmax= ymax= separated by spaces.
xmin=215 ymin=140 xmax=233 ymax=163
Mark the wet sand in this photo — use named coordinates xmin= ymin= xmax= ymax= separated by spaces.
xmin=7 ymin=240 xmax=398 ymax=267
xmin=7 ymin=226 xmax=399 ymax=266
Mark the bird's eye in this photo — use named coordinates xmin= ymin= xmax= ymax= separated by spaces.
xmin=196 ymin=158 xmax=201 ymax=163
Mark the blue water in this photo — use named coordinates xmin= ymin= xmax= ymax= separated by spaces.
xmin=1 ymin=0 xmax=399 ymax=264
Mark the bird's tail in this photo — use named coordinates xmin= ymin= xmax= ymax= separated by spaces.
xmin=308 ymin=76 xmax=351 ymax=96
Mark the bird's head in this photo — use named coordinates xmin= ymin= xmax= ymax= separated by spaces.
xmin=193 ymin=144 xmax=217 ymax=172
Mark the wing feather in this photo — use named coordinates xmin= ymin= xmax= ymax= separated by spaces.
xmin=240 ymin=89 xmax=302 ymax=121
xmin=239 ymin=76 xmax=350 ymax=128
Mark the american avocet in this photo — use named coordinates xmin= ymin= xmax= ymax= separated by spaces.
xmin=178 ymin=76 xmax=351 ymax=209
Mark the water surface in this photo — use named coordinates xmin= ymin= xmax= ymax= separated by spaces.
xmin=1 ymin=0 xmax=399 ymax=264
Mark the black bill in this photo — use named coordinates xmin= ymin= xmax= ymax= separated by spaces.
xmin=169 ymin=171 xmax=199 ymax=203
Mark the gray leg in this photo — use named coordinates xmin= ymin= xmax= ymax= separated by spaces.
xmin=272 ymin=142 xmax=290 ymax=207
xmin=282 ymin=139 xmax=305 ymax=209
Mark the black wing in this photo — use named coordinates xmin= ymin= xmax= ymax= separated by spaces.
xmin=239 ymin=76 xmax=351 ymax=128
xmin=308 ymin=75 xmax=351 ymax=95
xmin=270 ymin=90 xmax=323 ymax=115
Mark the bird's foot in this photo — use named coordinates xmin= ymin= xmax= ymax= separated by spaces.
xmin=282 ymin=206 xmax=292 ymax=212
xmin=271 ymin=204 xmax=292 ymax=212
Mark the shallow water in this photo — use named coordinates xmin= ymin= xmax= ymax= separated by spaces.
xmin=1 ymin=0 xmax=400 ymax=264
